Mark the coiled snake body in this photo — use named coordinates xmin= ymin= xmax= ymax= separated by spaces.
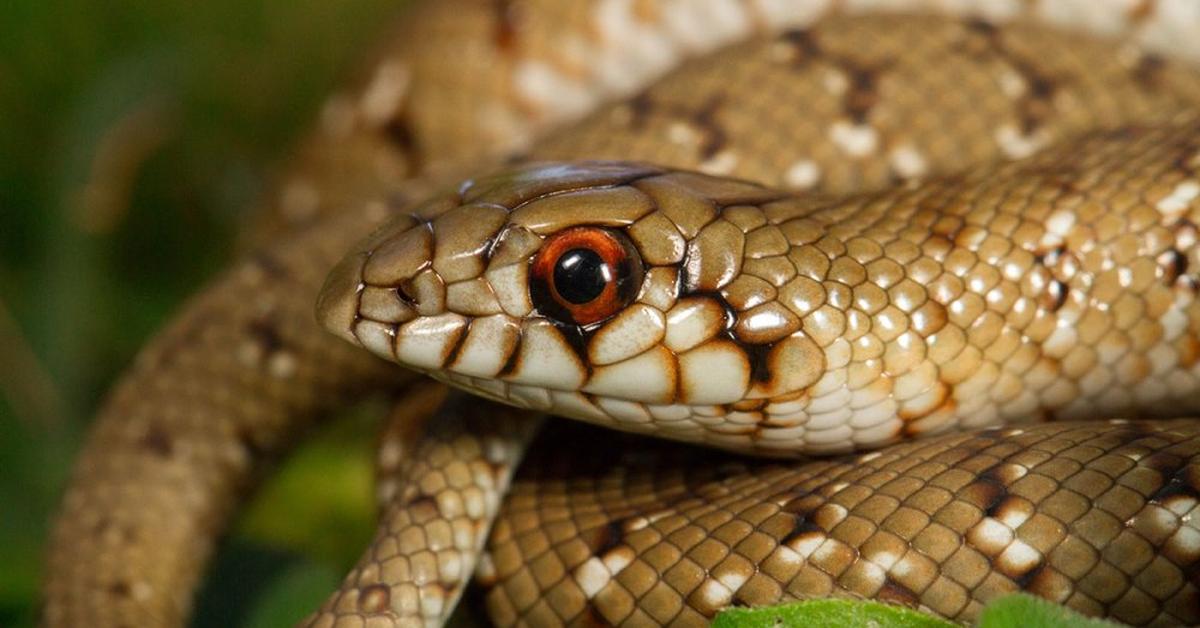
xmin=41 ymin=2 xmax=1200 ymax=627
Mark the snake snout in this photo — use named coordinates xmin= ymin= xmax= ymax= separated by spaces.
xmin=315 ymin=213 xmax=440 ymax=356
xmin=315 ymin=249 xmax=368 ymax=347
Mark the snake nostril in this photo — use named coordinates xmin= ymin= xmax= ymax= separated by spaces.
xmin=396 ymin=281 xmax=418 ymax=306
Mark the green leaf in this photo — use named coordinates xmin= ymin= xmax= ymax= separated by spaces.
xmin=977 ymin=594 xmax=1124 ymax=628
xmin=712 ymin=599 xmax=957 ymax=628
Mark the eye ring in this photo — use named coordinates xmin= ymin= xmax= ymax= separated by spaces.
xmin=529 ymin=226 xmax=643 ymax=326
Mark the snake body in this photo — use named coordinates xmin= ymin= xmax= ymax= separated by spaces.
xmin=41 ymin=2 xmax=1200 ymax=627
xmin=489 ymin=419 xmax=1200 ymax=625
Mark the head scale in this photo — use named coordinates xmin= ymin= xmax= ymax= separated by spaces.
xmin=317 ymin=161 xmax=834 ymax=455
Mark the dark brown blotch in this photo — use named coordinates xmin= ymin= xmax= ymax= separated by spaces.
xmin=139 ymin=424 xmax=173 ymax=458
xmin=1017 ymin=67 xmax=1059 ymax=134
xmin=578 ymin=601 xmax=615 ymax=627
xmin=989 ymin=495 xmax=1031 ymax=525
xmin=627 ymin=91 xmax=655 ymax=130
xmin=250 ymin=252 xmax=289 ymax=279
xmin=744 ymin=342 xmax=773 ymax=383
xmin=1127 ymin=0 xmax=1156 ymax=23
xmin=408 ymin=494 xmax=441 ymax=523
xmin=842 ymin=64 xmax=886 ymax=124
xmin=965 ymin=18 xmax=999 ymax=38
xmin=236 ymin=426 xmax=267 ymax=459
xmin=357 ymin=583 xmax=392 ymax=614
xmin=1159 ymin=248 xmax=1190 ymax=285
xmin=961 ymin=475 xmax=1008 ymax=516
xmin=691 ymin=94 xmax=728 ymax=159
xmin=779 ymin=29 xmax=822 ymax=67
xmin=782 ymin=28 xmax=886 ymax=124
xmin=247 ymin=316 xmax=285 ymax=357
xmin=878 ymin=578 xmax=919 ymax=607
xmin=1143 ymin=452 xmax=1187 ymax=477
xmin=92 ymin=517 xmax=112 ymax=536
xmin=492 ymin=0 xmax=519 ymax=53
xmin=1149 ymin=458 xmax=1200 ymax=503
xmin=781 ymin=504 xmax=827 ymax=545
xmin=1032 ymin=245 xmax=1066 ymax=267
xmin=960 ymin=18 xmax=1063 ymax=134
xmin=1132 ymin=53 xmax=1167 ymax=89
xmin=1043 ymin=279 xmax=1068 ymax=312
xmin=496 ymin=329 xmax=524 ymax=378
xmin=383 ymin=114 xmax=420 ymax=166
xmin=441 ymin=318 xmax=472 ymax=368
xmin=1011 ymin=561 xmax=1048 ymax=590
xmin=589 ymin=519 xmax=626 ymax=557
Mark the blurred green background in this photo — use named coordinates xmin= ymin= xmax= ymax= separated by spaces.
xmin=0 ymin=1 xmax=410 ymax=625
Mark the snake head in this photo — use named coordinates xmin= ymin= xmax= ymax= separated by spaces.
xmin=318 ymin=161 xmax=838 ymax=454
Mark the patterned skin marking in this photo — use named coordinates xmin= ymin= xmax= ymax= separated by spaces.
xmin=622 ymin=91 xmax=731 ymax=165
xmin=1127 ymin=0 xmax=1157 ymax=24
xmin=689 ymin=95 xmax=729 ymax=161
xmin=962 ymin=19 xmax=1065 ymax=135
xmin=356 ymin=583 xmax=391 ymax=613
xmin=234 ymin=425 xmax=268 ymax=459
xmin=246 ymin=316 xmax=285 ymax=358
xmin=780 ymin=29 xmax=889 ymax=126
xmin=107 ymin=581 xmax=131 ymax=598
xmin=492 ymin=0 xmax=520 ymax=53
xmin=1133 ymin=53 xmax=1169 ymax=89
xmin=381 ymin=113 xmax=422 ymax=172
xmin=483 ymin=420 xmax=1200 ymax=625
xmin=955 ymin=19 xmax=1068 ymax=160
xmin=138 ymin=425 xmax=174 ymax=458
xmin=777 ymin=28 xmax=893 ymax=163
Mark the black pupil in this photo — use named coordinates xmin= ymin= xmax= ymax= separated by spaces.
xmin=553 ymin=248 xmax=609 ymax=304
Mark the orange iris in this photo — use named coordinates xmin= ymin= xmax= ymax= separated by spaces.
xmin=529 ymin=226 xmax=643 ymax=326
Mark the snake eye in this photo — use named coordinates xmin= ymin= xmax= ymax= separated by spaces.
xmin=530 ymin=226 xmax=643 ymax=326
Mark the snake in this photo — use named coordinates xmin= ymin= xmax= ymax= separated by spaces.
xmin=38 ymin=1 xmax=1200 ymax=627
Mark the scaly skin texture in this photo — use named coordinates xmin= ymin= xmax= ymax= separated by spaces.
xmin=40 ymin=3 xmax=1200 ymax=628
xmin=305 ymin=389 xmax=543 ymax=628
xmin=487 ymin=419 xmax=1200 ymax=626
